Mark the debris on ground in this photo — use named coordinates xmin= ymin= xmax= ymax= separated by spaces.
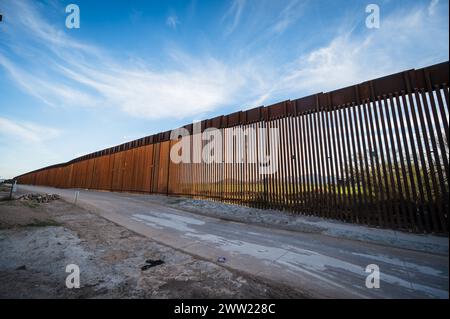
xmin=141 ymin=259 xmax=165 ymax=271
xmin=0 ymin=198 xmax=305 ymax=298
xmin=217 ymin=256 xmax=227 ymax=263
xmin=17 ymin=193 xmax=60 ymax=203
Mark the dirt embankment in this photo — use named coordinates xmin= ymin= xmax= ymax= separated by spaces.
xmin=0 ymin=194 xmax=305 ymax=298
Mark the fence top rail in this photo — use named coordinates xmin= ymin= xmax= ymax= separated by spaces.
xmin=15 ymin=61 xmax=449 ymax=179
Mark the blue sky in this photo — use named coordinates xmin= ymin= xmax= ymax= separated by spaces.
xmin=0 ymin=0 xmax=448 ymax=178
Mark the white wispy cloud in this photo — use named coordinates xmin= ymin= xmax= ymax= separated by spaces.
xmin=0 ymin=117 xmax=60 ymax=143
xmin=0 ymin=0 xmax=264 ymax=119
xmin=0 ymin=54 xmax=98 ymax=108
xmin=428 ymin=0 xmax=439 ymax=15
xmin=0 ymin=0 xmax=448 ymax=120
xmin=166 ymin=15 xmax=180 ymax=29
xmin=270 ymin=0 xmax=305 ymax=34
xmin=251 ymin=2 xmax=449 ymax=104
xmin=222 ymin=0 xmax=246 ymax=35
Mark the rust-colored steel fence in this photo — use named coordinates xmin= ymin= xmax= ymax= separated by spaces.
xmin=16 ymin=62 xmax=449 ymax=233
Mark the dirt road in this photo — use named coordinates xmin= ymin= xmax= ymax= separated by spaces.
xmin=10 ymin=185 xmax=448 ymax=299
xmin=0 ymin=192 xmax=304 ymax=298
